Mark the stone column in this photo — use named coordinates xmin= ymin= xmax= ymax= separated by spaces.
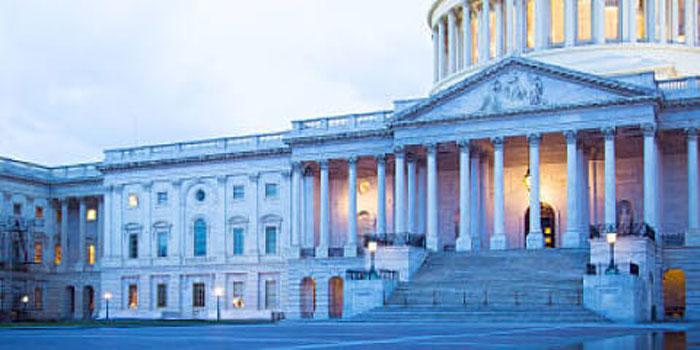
xmin=97 ymin=197 xmax=104 ymax=261
xmin=535 ymin=0 xmax=549 ymax=49
xmin=395 ymin=147 xmax=406 ymax=236
xmin=687 ymin=128 xmax=700 ymax=245
xmin=433 ymin=26 xmax=440 ymax=83
xmin=479 ymin=0 xmax=491 ymax=63
xmin=457 ymin=140 xmax=472 ymax=251
xmin=303 ymin=166 xmax=315 ymax=249
xmin=594 ymin=0 xmax=606 ymax=44
xmin=629 ymin=0 xmax=638 ymax=42
xmin=317 ymin=160 xmax=329 ymax=258
xmin=346 ymin=157 xmax=358 ymax=257
xmin=61 ymin=199 xmax=69 ymax=268
xmin=439 ymin=18 xmax=447 ymax=78
xmin=78 ymin=198 xmax=86 ymax=267
xmin=564 ymin=131 xmax=581 ymax=248
xmin=686 ymin=0 xmax=697 ymax=45
xmin=471 ymin=149 xmax=482 ymax=249
xmin=526 ymin=134 xmax=544 ymax=249
xmin=506 ymin=0 xmax=515 ymax=54
xmin=643 ymin=124 xmax=658 ymax=229
xmin=495 ymin=0 xmax=504 ymax=56
xmin=603 ymin=127 xmax=617 ymax=231
xmin=463 ymin=1 xmax=473 ymax=67
xmin=515 ymin=0 xmax=525 ymax=53
xmin=426 ymin=144 xmax=439 ymax=251
xmin=491 ymin=137 xmax=507 ymax=250
xmin=565 ymin=0 xmax=576 ymax=46
xmin=671 ymin=0 xmax=679 ymax=42
xmin=376 ymin=155 xmax=387 ymax=236
xmin=291 ymin=162 xmax=302 ymax=248
xmin=407 ymin=154 xmax=417 ymax=234
xmin=448 ymin=9 xmax=458 ymax=74
xmin=659 ymin=0 xmax=668 ymax=42
xmin=418 ymin=161 xmax=427 ymax=234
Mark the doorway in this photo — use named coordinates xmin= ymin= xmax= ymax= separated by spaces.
xmin=524 ymin=202 xmax=556 ymax=248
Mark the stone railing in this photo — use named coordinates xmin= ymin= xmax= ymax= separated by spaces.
xmin=291 ymin=110 xmax=392 ymax=133
xmin=589 ymin=223 xmax=656 ymax=241
xmin=362 ymin=232 xmax=426 ymax=249
xmin=103 ymin=132 xmax=287 ymax=165
xmin=0 ymin=157 xmax=101 ymax=183
xmin=657 ymin=76 xmax=700 ymax=99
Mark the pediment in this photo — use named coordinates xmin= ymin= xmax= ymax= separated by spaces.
xmin=393 ymin=57 xmax=657 ymax=126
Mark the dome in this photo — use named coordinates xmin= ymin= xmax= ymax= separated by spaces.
xmin=428 ymin=0 xmax=700 ymax=93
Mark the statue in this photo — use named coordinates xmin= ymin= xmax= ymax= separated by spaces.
xmin=616 ymin=200 xmax=634 ymax=234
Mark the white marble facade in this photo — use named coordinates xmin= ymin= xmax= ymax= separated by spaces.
xmin=1 ymin=0 xmax=700 ymax=321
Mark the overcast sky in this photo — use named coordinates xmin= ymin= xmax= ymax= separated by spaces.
xmin=0 ymin=0 xmax=433 ymax=166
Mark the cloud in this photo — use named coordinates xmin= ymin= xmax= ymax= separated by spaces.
xmin=0 ymin=0 xmax=433 ymax=166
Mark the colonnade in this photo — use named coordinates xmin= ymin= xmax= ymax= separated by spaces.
xmin=433 ymin=0 xmax=700 ymax=82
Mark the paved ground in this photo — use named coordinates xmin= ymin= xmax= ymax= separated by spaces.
xmin=0 ymin=321 xmax=695 ymax=350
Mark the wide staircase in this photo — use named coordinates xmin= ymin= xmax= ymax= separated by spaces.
xmin=663 ymin=247 xmax=700 ymax=321
xmin=352 ymin=249 xmax=610 ymax=323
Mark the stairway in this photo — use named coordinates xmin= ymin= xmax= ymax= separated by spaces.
xmin=351 ymin=249 xmax=610 ymax=323
xmin=663 ymin=247 xmax=700 ymax=321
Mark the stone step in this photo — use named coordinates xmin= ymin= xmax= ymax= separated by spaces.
xmin=350 ymin=306 xmax=609 ymax=323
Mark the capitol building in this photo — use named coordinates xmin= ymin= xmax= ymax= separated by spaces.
xmin=1 ymin=0 xmax=699 ymax=323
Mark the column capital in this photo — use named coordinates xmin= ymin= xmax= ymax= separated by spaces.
xmin=686 ymin=127 xmax=699 ymax=139
xmin=216 ymin=175 xmax=227 ymax=184
xmin=347 ymin=155 xmax=358 ymax=165
xmin=601 ymin=127 xmax=616 ymax=140
xmin=291 ymin=161 xmax=302 ymax=171
xmin=425 ymin=143 xmax=438 ymax=154
xmin=457 ymin=139 xmax=471 ymax=151
xmin=393 ymin=145 xmax=405 ymax=156
xmin=406 ymin=152 xmax=416 ymax=163
xmin=375 ymin=154 xmax=387 ymax=164
xmin=248 ymin=172 xmax=260 ymax=183
xmin=564 ymin=130 xmax=578 ymax=144
xmin=527 ymin=133 xmax=542 ymax=146
xmin=319 ymin=160 xmax=329 ymax=170
xmin=142 ymin=181 xmax=153 ymax=191
xmin=280 ymin=170 xmax=291 ymax=179
xmin=641 ymin=123 xmax=657 ymax=137
xmin=491 ymin=136 xmax=505 ymax=148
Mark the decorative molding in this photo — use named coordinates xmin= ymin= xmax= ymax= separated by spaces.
xmin=641 ymin=123 xmax=657 ymax=137
xmin=491 ymin=136 xmax=505 ymax=147
xmin=249 ymin=172 xmax=260 ymax=183
xmin=527 ymin=133 xmax=542 ymax=146
xmin=425 ymin=143 xmax=437 ymax=154
xmin=319 ymin=160 xmax=329 ymax=170
xmin=375 ymin=154 xmax=387 ymax=164
xmin=564 ymin=130 xmax=578 ymax=144
xmin=686 ymin=127 xmax=698 ymax=140
xmin=393 ymin=145 xmax=405 ymax=155
xmin=602 ymin=127 xmax=616 ymax=140
xmin=216 ymin=175 xmax=227 ymax=184
xmin=347 ymin=156 xmax=358 ymax=165
xmin=457 ymin=139 xmax=471 ymax=151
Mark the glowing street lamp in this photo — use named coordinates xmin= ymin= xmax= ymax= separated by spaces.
xmin=368 ymin=241 xmax=378 ymax=280
xmin=20 ymin=295 xmax=29 ymax=311
xmin=104 ymin=292 xmax=113 ymax=321
xmin=605 ymin=233 xmax=619 ymax=274
xmin=214 ymin=287 xmax=224 ymax=322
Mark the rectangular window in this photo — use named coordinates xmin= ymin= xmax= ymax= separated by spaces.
xmin=265 ymin=226 xmax=277 ymax=255
xmin=157 ymin=232 xmax=168 ymax=257
xmin=233 ymin=228 xmax=244 ymax=255
xmin=86 ymin=208 xmax=97 ymax=221
xmin=128 ymin=194 xmax=139 ymax=208
xmin=129 ymin=234 xmax=138 ymax=259
xmin=128 ymin=284 xmax=138 ymax=309
xmin=157 ymin=192 xmax=168 ymax=205
xmin=35 ymin=206 xmax=43 ymax=219
xmin=13 ymin=203 xmax=21 ymax=215
xmin=54 ymin=245 xmax=62 ymax=265
xmin=33 ymin=242 xmax=42 ymax=264
xmin=232 ymin=185 xmax=245 ymax=200
xmin=34 ymin=288 xmax=42 ymax=310
xmin=157 ymin=283 xmax=167 ymax=308
xmin=264 ymin=183 xmax=278 ymax=199
xmin=233 ymin=281 xmax=245 ymax=308
xmin=88 ymin=244 xmax=95 ymax=265
xmin=264 ymin=280 xmax=278 ymax=310
xmin=193 ymin=283 xmax=205 ymax=308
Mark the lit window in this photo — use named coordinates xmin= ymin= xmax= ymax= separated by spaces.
xmin=232 ymin=185 xmax=245 ymax=200
xmin=128 ymin=194 xmax=139 ymax=208
xmin=157 ymin=232 xmax=168 ymax=258
xmin=577 ymin=0 xmax=592 ymax=41
xmin=33 ymin=242 xmax=42 ymax=264
xmin=195 ymin=189 xmax=206 ymax=202
xmin=157 ymin=192 xmax=168 ymax=205
xmin=194 ymin=219 xmax=207 ymax=257
xmin=265 ymin=184 xmax=278 ymax=199
xmin=265 ymin=226 xmax=277 ymax=255
xmin=605 ymin=0 xmax=620 ymax=40
xmin=157 ymin=283 xmax=167 ymax=308
xmin=193 ymin=283 xmax=206 ymax=308
xmin=34 ymin=288 xmax=42 ymax=310
xmin=551 ymin=0 xmax=564 ymax=44
xmin=86 ymin=208 xmax=97 ymax=221
xmin=35 ymin=206 xmax=43 ymax=219
xmin=128 ymin=284 xmax=138 ymax=309
xmin=233 ymin=228 xmax=244 ymax=255
xmin=233 ymin=281 xmax=245 ymax=308
xmin=54 ymin=245 xmax=61 ymax=265
xmin=88 ymin=244 xmax=95 ymax=265
xmin=129 ymin=234 xmax=138 ymax=259
xmin=264 ymin=280 xmax=278 ymax=310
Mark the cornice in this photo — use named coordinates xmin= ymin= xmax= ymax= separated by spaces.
xmin=284 ymin=129 xmax=393 ymax=147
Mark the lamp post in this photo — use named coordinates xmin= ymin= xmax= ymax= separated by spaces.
xmin=20 ymin=295 xmax=29 ymax=311
xmin=368 ymin=241 xmax=378 ymax=280
xmin=214 ymin=287 xmax=224 ymax=322
xmin=605 ymin=233 xmax=619 ymax=274
xmin=104 ymin=292 xmax=112 ymax=321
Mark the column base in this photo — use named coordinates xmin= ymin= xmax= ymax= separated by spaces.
xmin=456 ymin=235 xmax=472 ymax=252
xmin=344 ymin=245 xmax=357 ymax=258
xmin=562 ymin=230 xmax=583 ymax=248
xmin=316 ymin=246 xmax=328 ymax=258
xmin=426 ymin=235 xmax=439 ymax=252
xmin=526 ymin=232 xmax=544 ymax=249
xmin=490 ymin=234 xmax=507 ymax=250
xmin=686 ymin=228 xmax=700 ymax=246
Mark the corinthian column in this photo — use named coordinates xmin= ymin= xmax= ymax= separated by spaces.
xmin=491 ymin=137 xmax=507 ymax=250
xmin=317 ymin=160 xmax=329 ymax=258
xmin=687 ymin=127 xmax=700 ymax=245
xmin=479 ymin=0 xmax=491 ymax=63
xmin=526 ymin=134 xmax=544 ymax=249
xmin=457 ymin=140 xmax=472 ymax=251
xmin=376 ymin=155 xmax=387 ymax=236
xmin=563 ymin=131 xmax=581 ymax=248
xmin=426 ymin=144 xmax=439 ymax=251
xmin=448 ymin=9 xmax=458 ymax=74
xmin=346 ymin=156 xmax=358 ymax=257
xmin=395 ymin=147 xmax=406 ymax=237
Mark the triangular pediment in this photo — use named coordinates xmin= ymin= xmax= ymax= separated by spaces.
xmin=393 ymin=57 xmax=657 ymax=126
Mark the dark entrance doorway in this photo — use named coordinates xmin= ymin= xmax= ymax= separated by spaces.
xmin=524 ymin=203 xmax=556 ymax=248
xmin=328 ymin=277 xmax=343 ymax=319
xmin=663 ymin=269 xmax=686 ymax=319
xmin=300 ymin=277 xmax=316 ymax=319
xmin=83 ymin=286 xmax=95 ymax=320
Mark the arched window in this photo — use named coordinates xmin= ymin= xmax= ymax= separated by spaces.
xmin=194 ymin=219 xmax=207 ymax=257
